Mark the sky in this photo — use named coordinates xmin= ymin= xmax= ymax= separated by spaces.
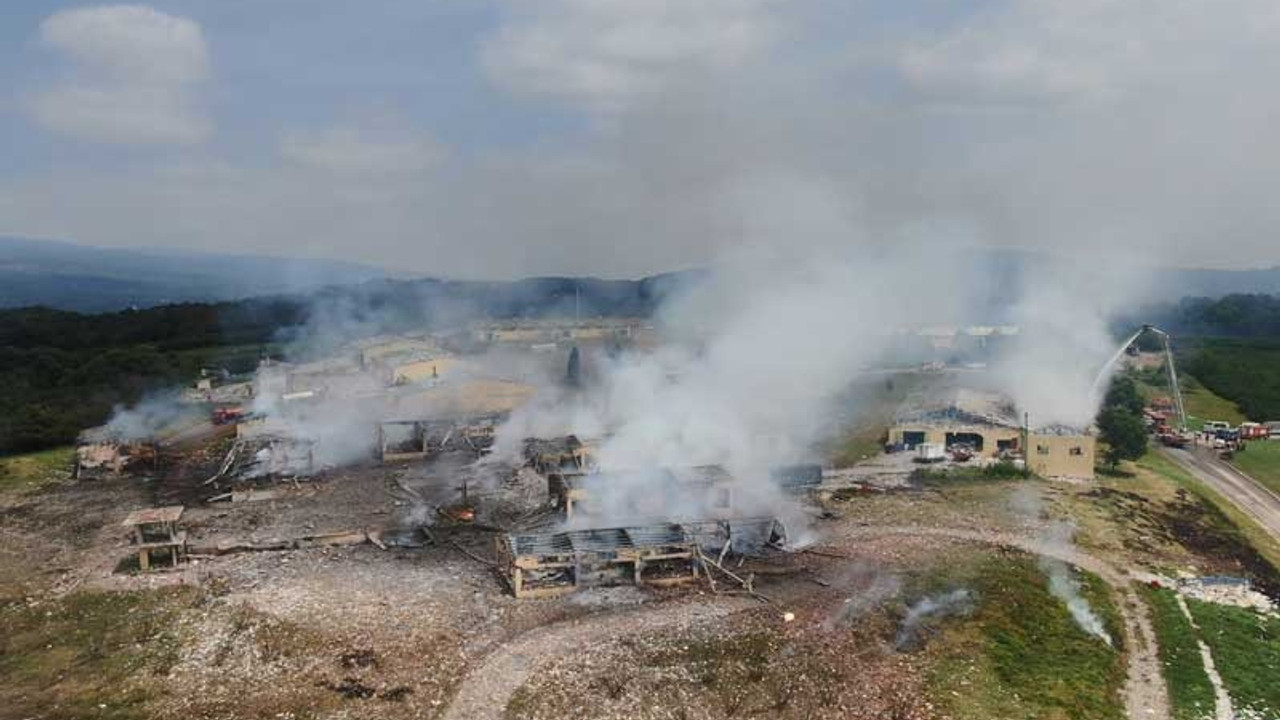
xmin=1 ymin=0 xmax=1279 ymax=278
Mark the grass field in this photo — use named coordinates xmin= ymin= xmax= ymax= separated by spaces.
xmin=1132 ymin=369 xmax=1248 ymax=430
xmin=1229 ymin=440 xmax=1280 ymax=496
xmin=0 ymin=588 xmax=198 ymax=720
xmin=1182 ymin=381 xmax=1249 ymax=430
xmin=926 ymin=554 xmax=1126 ymax=720
xmin=1139 ymin=587 xmax=1216 ymax=720
xmin=0 ymin=446 xmax=74 ymax=495
xmin=1186 ymin=599 xmax=1280 ymax=718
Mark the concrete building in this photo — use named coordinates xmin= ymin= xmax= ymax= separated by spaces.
xmin=888 ymin=387 xmax=1096 ymax=480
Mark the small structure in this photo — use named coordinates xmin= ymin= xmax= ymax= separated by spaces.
xmin=122 ymin=506 xmax=187 ymax=571
xmin=498 ymin=517 xmax=784 ymax=599
xmin=379 ymin=420 xmax=430 ymax=462
xmin=75 ymin=440 xmax=157 ymax=480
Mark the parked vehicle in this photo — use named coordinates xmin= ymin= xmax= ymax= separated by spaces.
xmin=1240 ymin=422 xmax=1269 ymax=440
xmin=915 ymin=443 xmax=946 ymax=464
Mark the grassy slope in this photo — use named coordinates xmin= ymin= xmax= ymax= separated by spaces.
xmin=1135 ymin=452 xmax=1280 ymax=578
xmin=1181 ymin=382 xmax=1249 ymax=429
xmin=1229 ymin=439 xmax=1280 ymax=496
xmin=1139 ymin=587 xmax=1216 ymax=720
xmin=1132 ymin=370 xmax=1248 ymax=429
xmin=926 ymin=554 xmax=1126 ymax=720
xmin=1186 ymin=599 xmax=1280 ymax=717
xmin=0 ymin=446 xmax=74 ymax=494
xmin=0 ymin=589 xmax=198 ymax=720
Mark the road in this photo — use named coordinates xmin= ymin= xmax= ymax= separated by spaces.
xmin=1162 ymin=446 xmax=1280 ymax=540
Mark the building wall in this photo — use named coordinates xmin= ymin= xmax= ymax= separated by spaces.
xmin=1028 ymin=434 xmax=1095 ymax=480
xmin=889 ymin=424 xmax=1022 ymax=459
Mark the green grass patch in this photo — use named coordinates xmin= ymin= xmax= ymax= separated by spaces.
xmin=1186 ymin=599 xmax=1280 ymax=717
xmin=0 ymin=588 xmax=198 ymax=719
xmin=914 ymin=460 xmax=1029 ymax=486
xmin=0 ymin=446 xmax=74 ymax=495
xmin=1140 ymin=587 xmax=1216 ymax=720
xmin=1229 ymin=439 xmax=1280 ymax=496
xmin=1183 ymin=338 xmax=1280 ymax=423
xmin=925 ymin=553 xmax=1126 ymax=720
xmin=827 ymin=433 xmax=883 ymax=468
xmin=1182 ymin=383 xmax=1249 ymax=430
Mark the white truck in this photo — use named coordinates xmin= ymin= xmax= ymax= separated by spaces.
xmin=915 ymin=443 xmax=946 ymax=464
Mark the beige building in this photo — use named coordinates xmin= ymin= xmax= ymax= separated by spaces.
xmin=889 ymin=387 xmax=1095 ymax=480
xmin=1027 ymin=432 xmax=1095 ymax=480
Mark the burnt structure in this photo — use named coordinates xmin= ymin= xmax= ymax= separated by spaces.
xmin=379 ymin=416 xmax=499 ymax=463
xmin=498 ymin=517 xmax=784 ymax=598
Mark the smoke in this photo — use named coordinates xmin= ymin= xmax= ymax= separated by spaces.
xmin=89 ymin=393 xmax=202 ymax=442
xmin=1041 ymin=555 xmax=1114 ymax=646
xmin=824 ymin=562 xmax=903 ymax=630
xmin=481 ymin=236 xmax=1144 ymax=531
xmin=894 ymin=589 xmax=976 ymax=651
xmin=1037 ymin=522 xmax=1114 ymax=646
xmin=1009 ymin=488 xmax=1113 ymax=645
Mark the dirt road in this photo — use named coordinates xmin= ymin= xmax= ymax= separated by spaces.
xmin=1162 ymin=446 xmax=1280 ymax=540
xmin=439 ymin=598 xmax=749 ymax=720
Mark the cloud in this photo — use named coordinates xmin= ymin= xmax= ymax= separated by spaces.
xmin=280 ymin=125 xmax=442 ymax=176
xmin=483 ymin=0 xmax=779 ymax=112
xmin=28 ymin=4 xmax=211 ymax=145
xmin=5 ymin=1 xmax=1280 ymax=275
xmin=900 ymin=0 xmax=1280 ymax=104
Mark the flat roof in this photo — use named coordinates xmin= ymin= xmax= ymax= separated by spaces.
xmin=122 ymin=505 xmax=184 ymax=526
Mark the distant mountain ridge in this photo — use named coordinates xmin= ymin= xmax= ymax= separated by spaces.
xmin=0 ymin=236 xmax=389 ymax=312
xmin=1 ymin=236 xmax=1277 ymax=313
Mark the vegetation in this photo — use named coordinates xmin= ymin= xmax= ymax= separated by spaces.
xmin=1135 ymin=453 xmax=1280 ymax=595
xmin=1230 ymin=440 xmax=1280 ymax=496
xmin=1097 ymin=375 xmax=1149 ymax=470
xmin=1098 ymin=407 xmax=1149 ymax=470
xmin=926 ymin=554 xmax=1126 ymax=720
xmin=0 ymin=446 xmax=74 ymax=494
xmin=0 ymin=588 xmax=197 ymax=720
xmin=1140 ymin=587 xmax=1216 ymax=720
xmin=1182 ymin=338 xmax=1280 ymax=422
xmin=1186 ymin=599 xmax=1280 ymax=717
xmin=1155 ymin=294 xmax=1280 ymax=338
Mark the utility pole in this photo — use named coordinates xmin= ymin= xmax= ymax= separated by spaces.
xmin=1022 ymin=411 xmax=1031 ymax=478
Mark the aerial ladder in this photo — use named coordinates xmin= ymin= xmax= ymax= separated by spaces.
xmin=1143 ymin=325 xmax=1188 ymax=433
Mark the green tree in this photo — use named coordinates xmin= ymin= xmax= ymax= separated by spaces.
xmin=1097 ymin=407 xmax=1148 ymax=469
xmin=1103 ymin=375 xmax=1145 ymax=416
xmin=564 ymin=345 xmax=582 ymax=388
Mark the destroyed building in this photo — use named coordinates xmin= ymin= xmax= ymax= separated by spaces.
xmin=888 ymin=387 xmax=1096 ymax=480
xmin=497 ymin=517 xmax=785 ymax=598
xmin=378 ymin=416 xmax=498 ymax=463
xmin=75 ymin=439 xmax=157 ymax=479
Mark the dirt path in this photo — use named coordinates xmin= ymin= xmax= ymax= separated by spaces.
xmin=1163 ymin=446 xmax=1280 ymax=540
xmin=439 ymin=598 xmax=750 ymax=720
xmin=839 ymin=525 xmax=1171 ymax=720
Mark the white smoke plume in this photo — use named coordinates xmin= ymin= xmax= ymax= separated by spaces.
xmin=1010 ymin=488 xmax=1114 ymax=645
xmin=1041 ymin=555 xmax=1114 ymax=646
xmin=894 ymin=588 xmax=976 ymax=651
xmin=89 ymin=393 xmax=202 ymax=442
